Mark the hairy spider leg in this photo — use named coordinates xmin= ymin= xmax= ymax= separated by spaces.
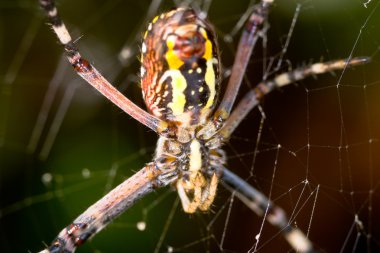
xmin=220 ymin=168 xmax=314 ymax=253
xmin=216 ymin=57 xmax=370 ymax=142
xmin=40 ymin=163 xmax=167 ymax=253
xmin=197 ymin=0 xmax=274 ymax=140
xmin=39 ymin=0 xmax=173 ymax=137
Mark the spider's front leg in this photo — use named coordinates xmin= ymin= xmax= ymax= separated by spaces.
xmin=197 ymin=0 xmax=274 ymax=140
xmin=176 ymin=173 xmax=205 ymax=213
xmin=38 ymin=0 xmax=176 ymax=138
xmin=199 ymin=172 xmax=219 ymax=211
xmin=176 ymin=171 xmax=219 ymax=213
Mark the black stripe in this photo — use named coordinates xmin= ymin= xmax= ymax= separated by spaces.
xmin=39 ymin=0 xmax=55 ymax=12
xmin=49 ymin=15 xmax=63 ymax=27
xmin=40 ymin=0 xmax=63 ymax=28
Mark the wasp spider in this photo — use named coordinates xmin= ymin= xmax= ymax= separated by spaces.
xmin=38 ymin=0 xmax=368 ymax=252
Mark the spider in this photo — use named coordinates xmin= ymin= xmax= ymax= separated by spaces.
xmin=38 ymin=0 xmax=368 ymax=252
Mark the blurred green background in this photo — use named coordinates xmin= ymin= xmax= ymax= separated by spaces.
xmin=1 ymin=0 xmax=380 ymax=252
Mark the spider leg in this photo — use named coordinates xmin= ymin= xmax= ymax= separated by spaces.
xmin=197 ymin=0 xmax=273 ymax=139
xmin=39 ymin=0 xmax=173 ymax=137
xmin=208 ymin=57 xmax=368 ymax=251
xmin=216 ymin=57 xmax=369 ymax=142
xmin=220 ymin=167 xmax=314 ymax=253
xmin=177 ymin=175 xmax=204 ymax=213
xmin=199 ymin=172 xmax=219 ymax=211
xmin=39 ymin=162 xmax=170 ymax=253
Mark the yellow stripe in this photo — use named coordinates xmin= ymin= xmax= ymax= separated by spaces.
xmin=203 ymin=60 xmax=216 ymax=110
xmin=165 ymin=36 xmax=184 ymax=70
xmin=200 ymin=28 xmax=212 ymax=60
xmin=201 ymin=27 xmax=215 ymax=111
xmin=152 ymin=15 xmax=159 ymax=23
xmin=160 ymin=70 xmax=187 ymax=116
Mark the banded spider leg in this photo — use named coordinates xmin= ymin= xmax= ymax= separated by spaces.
xmin=37 ymin=0 xmax=369 ymax=252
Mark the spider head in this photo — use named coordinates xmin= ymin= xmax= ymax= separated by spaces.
xmin=141 ymin=8 xmax=220 ymax=127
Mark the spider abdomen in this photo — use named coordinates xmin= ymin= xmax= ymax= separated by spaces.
xmin=141 ymin=8 xmax=220 ymax=126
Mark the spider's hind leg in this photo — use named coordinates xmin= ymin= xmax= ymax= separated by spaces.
xmin=216 ymin=57 xmax=370 ymax=142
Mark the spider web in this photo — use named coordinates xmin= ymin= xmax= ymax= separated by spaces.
xmin=1 ymin=0 xmax=380 ymax=252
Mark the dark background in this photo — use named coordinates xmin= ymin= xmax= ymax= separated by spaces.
xmin=1 ymin=0 xmax=380 ymax=252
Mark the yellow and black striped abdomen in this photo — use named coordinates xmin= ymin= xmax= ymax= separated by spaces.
xmin=141 ymin=8 xmax=220 ymax=126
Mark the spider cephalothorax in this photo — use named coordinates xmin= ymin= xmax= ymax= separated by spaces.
xmin=141 ymin=8 xmax=224 ymax=213
xmin=154 ymin=136 xmax=225 ymax=213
